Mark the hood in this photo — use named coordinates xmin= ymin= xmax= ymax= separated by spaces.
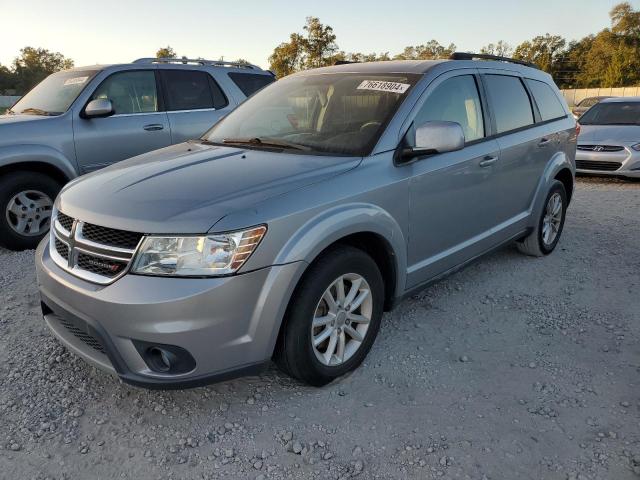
xmin=0 ymin=113 xmax=56 ymax=126
xmin=58 ymin=141 xmax=361 ymax=233
xmin=578 ymin=125 xmax=640 ymax=145
xmin=0 ymin=113 xmax=63 ymax=147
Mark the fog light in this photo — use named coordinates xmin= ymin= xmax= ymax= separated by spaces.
xmin=133 ymin=340 xmax=196 ymax=375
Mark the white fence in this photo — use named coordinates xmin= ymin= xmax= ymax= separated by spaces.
xmin=0 ymin=96 xmax=20 ymax=108
xmin=561 ymin=87 xmax=640 ymax=107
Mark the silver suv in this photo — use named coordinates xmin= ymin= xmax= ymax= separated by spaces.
xmin=0 ymin=57 xmax=274 ymax=250
xmin=36 ymin=54 xmax=577 ymax=388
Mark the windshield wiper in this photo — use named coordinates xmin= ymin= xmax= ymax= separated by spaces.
xmin=19 ymin=107 xmax=55 ymax=116
xmin=222 ymin=137 xmax=311 ymax=151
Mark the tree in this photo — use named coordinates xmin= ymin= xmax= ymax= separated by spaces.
xmin=0 ymin=64 xmax=15 ymax=94
xmin=269 ymin=33 xmax=305 ymax=78
xmin=269 ymin=17 xmax=339 ymax=77
xmin=480 ymin=41 xmax=513 ymax=57
xmin=12 ymin=47 xmax=74 ymax=94
xmin=513 ymin=34 xmax=566 ymax=74
xmin=393 ymin=40 xmax=456 ymax=60
xmin=302 ymin=17 xmax=338 ymax=68
xmin=156 ymin=46 xmax=177 ymax=58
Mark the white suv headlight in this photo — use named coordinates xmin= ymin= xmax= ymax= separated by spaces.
xmin=131 ymin=226 xmax=266 ymax=277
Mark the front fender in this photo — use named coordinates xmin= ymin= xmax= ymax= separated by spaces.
xmin=0 ymin=144 xmax=78 ymax=179
xmin=273 ymin=202 xmax=407 ymax=297
xmin=529 ymin=151 xmax=574 ymax=226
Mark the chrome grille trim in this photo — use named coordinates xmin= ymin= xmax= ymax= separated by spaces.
xmin=49 ymin=211 xmax=143 ymax=285
xmin=576 ymin=144 xmax=625 ymax=152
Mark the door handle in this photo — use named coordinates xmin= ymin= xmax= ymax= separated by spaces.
xmin=538 ymin=137 xmax=551 ymax=147
xmin=479 ymin=155 xmax=498 ymax=167
xmin=143 ymin=124 xmax=164 ymax=131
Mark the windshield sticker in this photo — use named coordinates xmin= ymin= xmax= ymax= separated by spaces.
xmin=357 ymin=80 xmax=410 ymax=94
xmin=63 ymin=76 xmax=89 ymax=86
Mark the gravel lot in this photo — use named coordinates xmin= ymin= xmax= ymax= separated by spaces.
xmin=1 ymin=178 xmax=639 ymax=480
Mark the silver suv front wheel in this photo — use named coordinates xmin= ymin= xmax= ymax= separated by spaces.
xmin=275 ymin=245 xmax=384 ymax=386
xmin=5 ymin=190 xmax=53 ymax=237
xmin=0 ymin=171 xmax=61 ymax=251
xmin=311 ymin=273 xmax=373 ymax=367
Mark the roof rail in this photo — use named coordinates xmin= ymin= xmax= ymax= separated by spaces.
xmin=132 ymin=57 xmax=261 ymax=70
xmin=449 ymin=52 xmax=539 ymax=70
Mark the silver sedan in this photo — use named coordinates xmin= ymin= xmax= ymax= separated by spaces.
xmin=576 ymin=97 xmax=640 ymax=180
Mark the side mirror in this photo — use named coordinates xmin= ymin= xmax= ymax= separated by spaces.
xmin=401 ymin=121 xmax=465 ymax=161
xmin=84 ymin=98 xmax=114 ymax=118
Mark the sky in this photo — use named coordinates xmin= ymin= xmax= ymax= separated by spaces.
xmin=1 ymin=0 xmax=638 ymax=69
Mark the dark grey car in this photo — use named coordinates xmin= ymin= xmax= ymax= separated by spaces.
xmin=0 ymin=58 xmax=274 ymax=250
xmin=36 ymin=55 xmax=577 ymax=388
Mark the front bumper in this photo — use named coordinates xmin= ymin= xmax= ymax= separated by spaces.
xmin=575 ymin=146 xmax=640 ymax=178
xmin=35 ymin=238 xmax=305 ymax=388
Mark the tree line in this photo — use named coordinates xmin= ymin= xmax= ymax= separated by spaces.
xmin=268 ymin=2 xmax=640 ymax=88
xmin=1 ymin=2 xmax=638 ymax=96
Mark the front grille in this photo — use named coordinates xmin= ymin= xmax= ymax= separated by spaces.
xmin=54 ymin=238 xmax=69 ymax=261
xmin=57 ymin=212 xmax=74 ymax=232
xmin=576 ymin=160 xmax=622 ymax=171
xmin=51 ymin=212 xmax=142 ymax=285
xmin=81 ymin=223 xmax=143 ymax=250
xmin=77 ymin=252 xmax=127 ymax=278
xmin=577 ymin=145 xmax=625 ymax=152
xmin=57 ymin=317 xmax=106 ymax=354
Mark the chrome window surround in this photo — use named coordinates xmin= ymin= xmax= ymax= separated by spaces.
xmin=49 ymin=212 xmax=143 ymax=285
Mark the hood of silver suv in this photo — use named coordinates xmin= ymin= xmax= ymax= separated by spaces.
xmin=57 ymin=141 xmax=361 ymax=234
xmin=578 ymin=124 xmax=640 ymax=145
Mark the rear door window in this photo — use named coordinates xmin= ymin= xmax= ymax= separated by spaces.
xmin=526 ymin=79 xmax=566 ymax=121
xmin=161 ymin=70 xmax=227 ymax=111
xmin=228 ymin=72 xmax=275 ymax=97
xmin=483 ymin=75 xmax=534 ymax=134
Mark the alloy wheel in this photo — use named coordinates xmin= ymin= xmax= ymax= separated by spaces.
xmin=311 ymin=273 xmax=373 ymax=367
xmin=542 ymin=192 xmax=563 ymax=246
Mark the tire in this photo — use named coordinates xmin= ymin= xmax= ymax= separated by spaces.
xmin=274 ymin=245 xmax=384 ymax=386
xmin=0 ymin=171 xmax=62 ymax=251
xmin=517 ymin=180 xmax=567 ymax=257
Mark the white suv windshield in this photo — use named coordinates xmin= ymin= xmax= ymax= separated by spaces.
xmin=204 ymin=73 xmax=420 ymax=156
xmin=10 ymin=70 xmax=98 ymax=116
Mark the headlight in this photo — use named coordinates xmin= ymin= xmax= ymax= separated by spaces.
xmin=131 ymin=225 xmax=266 ymax=277
xmin=631 ymin=143 xmax=640 ymax=151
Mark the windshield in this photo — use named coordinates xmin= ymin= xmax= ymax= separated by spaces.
xmin=9 ymin=69 xmax=99 ymax=116
xmin=579 ymin=102 xmax=640 ymax=125
xmin=204 ymin=73 xmax=420 ymax=156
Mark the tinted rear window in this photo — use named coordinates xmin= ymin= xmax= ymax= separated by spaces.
xmin=484 ymin=75 xmax=534 ymax=134
xmin=228 ymin=72 xmax=275 ymax=97
xmin=526 ymin=79 xmax=566 ymax=121
xmin=162 ymin=70 xmax=227 ymax=111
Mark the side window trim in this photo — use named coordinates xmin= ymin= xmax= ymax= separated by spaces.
xmin=477 ymin=72 xmax=537 ymax=138
xmin=83 ymin=68 xmax=162 ymax=117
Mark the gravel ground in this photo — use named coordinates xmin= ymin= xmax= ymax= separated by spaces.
xmin=1 ymin=177 xmax=639 ymax=480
